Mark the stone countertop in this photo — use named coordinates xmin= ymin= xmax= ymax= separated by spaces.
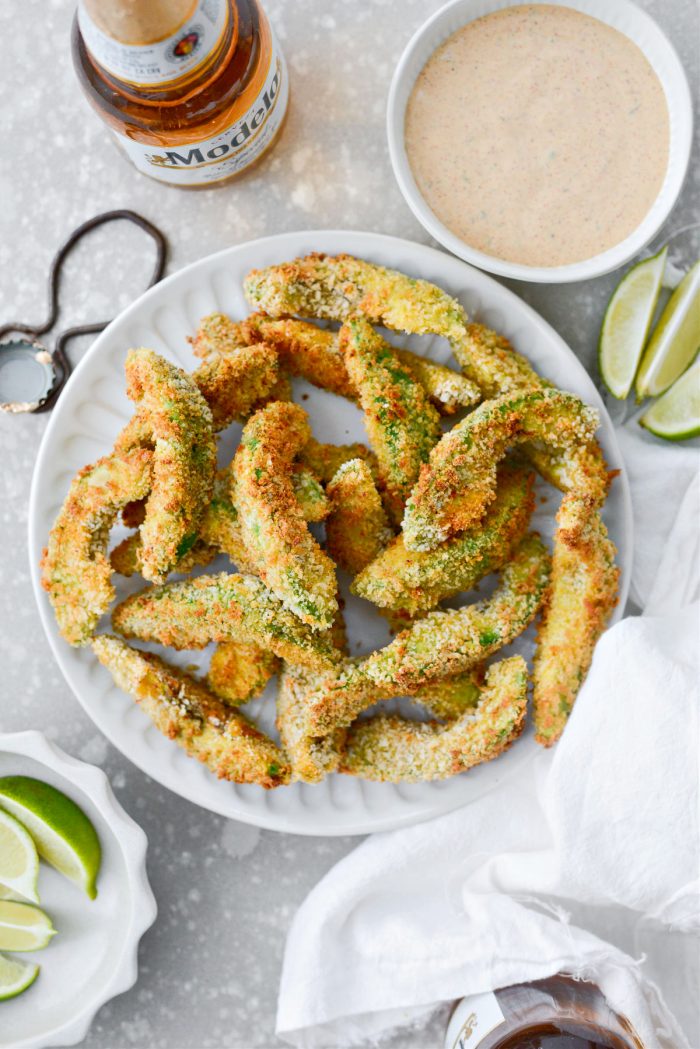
xmin=0 ymin=1 xmax=697 ymax=1046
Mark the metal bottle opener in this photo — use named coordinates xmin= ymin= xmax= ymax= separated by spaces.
xmin=0 ymin=210 xmax=167 ymax=413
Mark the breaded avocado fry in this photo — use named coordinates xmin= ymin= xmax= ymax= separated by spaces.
xmin=308 ymin=533 xmax=550 ymax=734
xmin=120 ymin=349 xmax=217 ymax=583
xmin=112 ymin=572 xmax=342 ymax=669
xmin=340 ymin=657 xmax=528 ymax=783
xmin=340 ymin=317 xmax=442 ymax=524
xmin=451 ymin=322 xmax=545 ymax=398
xmin=291 ymin=469 xmax=329 ymax=523
xmin=92 ymin=635 xmax=289 ymax=788
xmin=191 ymin=343 xmax=280 ymax=430
xmin=41 ymin=449 xmax=153 ymax=646
xmin=244 ymin=252 xmax=469 ymax=339
xmin=300 ymin=439 xmax=377 ymax=483
xmin=233 ymin=402 xmax=338 ymax=630
xmin=353 ymin=458 xmax=535 ymax=614
xmin=325 ymin=459 xmax=392 ymax=576
xmin=411 ymin=668 xmax=484 ymax=721
xmin=207 ymin=640 xmax=280 ymax=705
xmin=403 ymin=388 xmax=606 ymax=552
xmin=241 ymin=313 xmax=480 ymax=414
xmin=275 ymin=610 xmax=349 ymax=783
xmin=110 ymin=532 xmax=216 ymax=578
xmin=534 ymin=512 xmax=619 ymax=746
xmin=276 ymin=663 xmax=346 ymax=783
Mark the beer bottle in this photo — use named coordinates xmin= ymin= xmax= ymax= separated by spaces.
xmin=72 ymin=0 xmax=288 ymax=187
xmin=444 ymin=976 xmax=643 ymax=1049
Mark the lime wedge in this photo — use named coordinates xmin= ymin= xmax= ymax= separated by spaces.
xmin=0 ymin=778 xmax=101 ymax=900
xmin=0 ymin=953 xmax=39 ymax=1001
xmin=599 ymin=247 xmax=667 ymax=398
xmin=636 ymin=259 xmax=700 ymax=398
xmin=640 ymin=356 xmax=700 ymax=441
xmin=0 ymin=900 xmax=56 ymax=952
xmin=0 ymin=810 xmax=39 ymax=904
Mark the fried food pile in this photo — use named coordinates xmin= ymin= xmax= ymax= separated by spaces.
xmin=41 ymin=254 xmax=619 ymax=789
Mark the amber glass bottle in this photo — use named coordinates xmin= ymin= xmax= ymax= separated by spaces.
xmin=444 ymin=976 xmax=644 ymax=1049
xmin=72 ymin=0 xmax=288 ymax=187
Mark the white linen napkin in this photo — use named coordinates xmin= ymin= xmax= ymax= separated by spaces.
xmin=276 ymin=419 xmax=700 ymax=1049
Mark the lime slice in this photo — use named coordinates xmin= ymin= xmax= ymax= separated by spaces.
xmin=0 ymin=778 xmax=101 ymax=900
xmin=636 ymin=259 xmax=700 ymax=398
xmin=0 ymin=953 xmax=39 ymax=1001
xmin=599 ymin=246 xmax=667 ymax=399
xmin=639 ymin=356 xmax=700 ymax=441
xmin=0 ymin=900 xmax=56 ymax=952
xmin=0 ymin=810 xmax=39 ymax=904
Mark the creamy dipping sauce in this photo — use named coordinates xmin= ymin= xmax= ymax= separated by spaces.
xmin=405 ymin=5 xmax=670 ymax=268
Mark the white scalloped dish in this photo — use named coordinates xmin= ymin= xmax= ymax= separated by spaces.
xmin=0 ymin=731 xmax=156 ymax=1049
xmin=28 ymin=231 xmax=633 ymax=835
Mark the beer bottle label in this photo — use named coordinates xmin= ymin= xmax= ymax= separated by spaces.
xmin=444 ymin=992 xmax=506 ymax=1049
xmin=78 ymin=0 xmax=228 ymax=87
xmin=112 ymin=42 xmax=288 ymax=185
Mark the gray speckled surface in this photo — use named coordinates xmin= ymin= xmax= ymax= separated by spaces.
xmin=0 ymin=1 xmax=698 ymax=1046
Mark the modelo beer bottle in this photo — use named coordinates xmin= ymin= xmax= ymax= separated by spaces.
xmin=72 ymin=0 xmax=288 ymax=187
xmin=444 ymin=975 xmax=644 ymax=1049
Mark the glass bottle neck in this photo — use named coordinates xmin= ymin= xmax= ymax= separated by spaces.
xmin=77 ymin=0 xmax=235 ymax=91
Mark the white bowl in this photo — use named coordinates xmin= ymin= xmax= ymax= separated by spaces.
xmin=387 ymin=0 xmax=693 ymax=283
xmin=28 ymin=230 xmax=633 ymax=835
xmin=0 ymin=731 xmax=156 ymax=1049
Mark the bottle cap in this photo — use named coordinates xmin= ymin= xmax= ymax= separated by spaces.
xmin=0 ymin=339 xmax=59 ymax=413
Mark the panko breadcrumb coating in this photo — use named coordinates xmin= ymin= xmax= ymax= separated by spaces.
xmin=112 ymin=571 xmax=342 ymax=669
xmin=207 ymin=640 xmax=280 ymax=705
xmin=188 ymin=312 xmax=249 ymax=358
xmin=276 ymin=663 xmax=346 ymax=783
xmin=403 ymin=388 xmax=606 ymax=552
xmin=451 ymin=322 xmax=546 ymax=398
xmin=340 ymin=657 xmax=527 ymax=783
xmin=275 ymin=610 xmax=349 ymax=783
xmin=412 ymin=667 xmax=484 ymax=720
xmin=340 ymin=317 xmax=442 ymax=524
xmin=353 ymin=458 xmax=535 ymax=614
xmin=291 ymin=469 xmax=329 ymax=522
xmin=240 ymin=312 xmax=480 ymax=414
xmin=325 ymin=459 xmax=392 ymax=576
xmin=233 ymin=402 xmax=338 ymax=630
xmin=307 ymin=534 xmax=550 ymax=734
xmin=110 ymin=532 xmax=216 ymax=578
xmin=534 ymin=511 xmax=619 ymax=745
xmin=191 ymin=343 xmax=280 ymax=430
xmin=300 ymin=439 xmax=377 ymax=484
xmin=41 ymin=449 xmax=152 ymax=646
xmin=118 ymin=349 xmax=217 ymax=583
xmin=92 ymin=635 xmax=289 ymax=788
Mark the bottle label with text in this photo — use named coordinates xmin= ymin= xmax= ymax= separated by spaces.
xmin=113 ymin=42 xmax=288 ymax=185
xmin=78 ymin=0 xmax=228 ymax=86
xmin=444 ymin=992 xmax=506 ymax=1049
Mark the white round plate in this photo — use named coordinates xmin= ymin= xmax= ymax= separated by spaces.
xmin=387 ymin=0 xmax=693 ymax=283
xmin=0 ymin=730 xmax=156 ymax=1049
xmin=28 ymin=230 xmax=632 ymax=835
